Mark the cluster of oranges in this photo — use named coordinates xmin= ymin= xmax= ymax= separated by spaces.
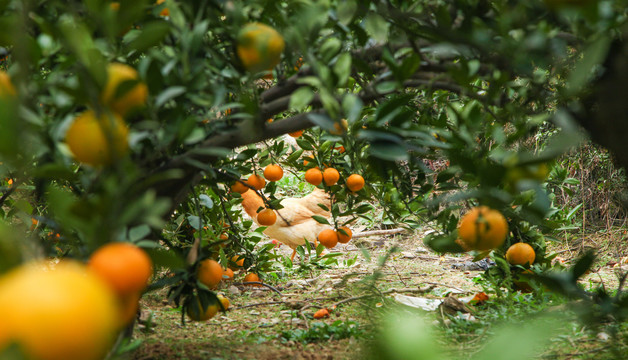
xmin=0 ymin=242 xmax=152 ymax=360
xmin=457 ymin=206 xmax=536 ymax=267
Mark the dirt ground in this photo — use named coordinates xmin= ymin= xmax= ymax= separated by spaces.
xmin=129 ymin=229 xmax=628 ymax=360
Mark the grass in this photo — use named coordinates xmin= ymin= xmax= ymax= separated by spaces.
xmin=124 ymin=227 xmax=628 ymax=360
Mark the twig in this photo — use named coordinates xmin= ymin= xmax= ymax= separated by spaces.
xmin=233 ymin=301 xmax=285 ymax=310
xmin=239 ymin=282 xmax=283 ymax=296
xmin=352 ymin=228 xmax=406 ymax=238
xmin=423 ymin=282 xmax=465 ymax=293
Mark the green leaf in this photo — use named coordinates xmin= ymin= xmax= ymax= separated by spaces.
xmin=364 ymin=13 xmax=389 ymax=43
xmin=128 ymin=224 xmax=151 ymax=242
xmin=312 ymin=215 xmax=330 ymax=225
xmin=155 ymin=86 xmax=186 ymax=108
xmin=289 ymin=87 xmax=315 ymax=111
xmin=124 ymin=21 xmax=170 ymax=53
xmin=198 ymin=194 xmax=214 ymax=209
xmin=334 ymin=53 xmax=352 ymax=87
xmin=337 ymin=0 xmax=357 ymax=25
xmin=369 ymin=141 xmax=408 ymax=162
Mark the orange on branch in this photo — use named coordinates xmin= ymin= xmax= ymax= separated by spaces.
xmin=337 ymin=227 xmax=353 ymax=244
xmin=230 ymin=180 xmax=249 ymax=194
xmin=264 ymin=164 xmax=284 ymax=182
xmin=186 ymin=296 xmax=220 ymax=321
xmin=247 ymin=174 xmax=266 ymax=190
xmin=197 ymin=259 xmax=223 ymax=289
xmin=88 ymin=242 xmax=153 ymax=296
xmin=243 ymin=273 xmax=262 ymax=287
xmin=458 ymin=206 xmax=508 ymax=251
xmin=346 ymin=174 xmax=365 ymax=192
xmin=318 ymin=229 xmax=338 ymax=248
xmin=323 ymin=168 xmax=340 ymax=186
xmin=65 ymin=110 xmax=129 ymax=167
xmin=305 ymin=168 xmax=323 ymax=186
xmin=101 ymin=63 xmax=148 ymax=116
xmin=506 ymin=243 xmax=536 ymax=266
xmin=289 ymin=130 xmax=303 ymax=137
xmin=236 ymin=23 xmax=285 ymax=73
xmin=0 ymin=70 xmax=16 ymax=97
xmin=0 ymin=261 xmax=119 ymax=360
xmin=257 ymin=208 xmax=277 ymax=226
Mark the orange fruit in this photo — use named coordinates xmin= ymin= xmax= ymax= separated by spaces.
xmin=0 ymin=261 xmax=119 ymax=360
xmin=230 ymin=255 xmax=245 ymax=270
xmin=236 ymin=23 xmax=285 ymax=73
xmin=323 ymin=168 xmax=340 ymax=186
xmin=257 ymin=208 xmax=277 ymax=226
xmin=217 ymin=294 xmax=230 ymax=311
xmin=197 ymin=259 xmax=223 ymax=289
xmin=88 ymin=242 xmax=153 ymax=296
xmin=505 ymin=243 xmax=536 ymax=266
xmin=458 ymin=206 xmax=508 ymax=251
xmin=289 ymin=130 xmax=303 ymax=137
xmin=155 ymin=0 xmax=169 ymax=17
xmin=247 ymin=173 xmax=266 ymax=190
xmin=0 ymin=70 xmax=16 ymax=97
xmin=186 ymin=296 xmax=220 ymax=321
xmin=264 ymin=164 xmax=284 ymax=182
xmin=346 ymin=174 xmax=365 ymax=192
xmin=230 ymin=180 xmax=249 ymax=194
xmin=329 ymin=119 xmax=348 ymax=135
xmin=101 ymin=63 xmax=148 ymax=116
xmin=318 ymin=229 xmax=338 ymax=248
xmin=243 ymin=272 xmax=262 ymax=287
xmin=117 ymin=292 xmax=141 ymax=328
xmin=65 ymin=110 xmax=129 ymax=166
xmin=337 ymin=226 xmax=352 ymax=244
xmin=222 ymin=267 xmax=234 ymax=281
xmin=313 ymin=308 xmax=330 ymax=319
xmin=305 ymin=168 xmax=323 ymax=186
xmin=335 ymin=145 xmax=345 ymax=153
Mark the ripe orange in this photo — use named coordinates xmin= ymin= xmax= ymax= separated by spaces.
xmin=222 ymin=267 xmax=234 ymax=281
xmin=289 ymin=130 xmax=303 ymax=137
xmin=217 ymin=294 xmax=230 ymax=311
xmin=243 ymin=272 xmax=262 ymax=287
xmin=257 ymin=208 xmax=277 ymax=226
xmin=329 ymin=119 xmax=348 ymax=135
xmin=230 ymin=255 xmax=245 ymax=270
xmin=230 ymin=180 xmax=249 ymax=194
xmin=335 ymin=145 xmax=345 ymax=153
xmin=305 ymin=168 xmax=323 ymax=186
xmin=506 ymin=243 xmax=536 ymax=266
xmin=197 ymin=259 xmax=223 ymax=289
xmin=264 ymin=164 xmax=284 ymax=182
xmin=313 ymin=308 xmax=330 ymax=319
xmin=318 ymin=229 xmax=338 ymax=248
xmin=337 ymin=226 xmax=353 ymax=244
xmin=101 ymin=63 xmax=148 ymax=116
xmin=65 ymin=110 xmax=129 ymax=166
xmin=155 ymin=0 xmax=169 ymax=16
xmin=0 ymin=261 xmax=119 ymax=360
xmin=117 ymin=292 xmax=141 ymax=328
xmin=88 ymin=242 xmax=153 ymax=296
xmin=236 ymin=23 xmax=285 ymax=73
xmin=247 ymin=173 xmax=266 ymax=190
xmin=458 ymin=206 xmax=508 ymax=251
xmin=346 ymin=174 xmax=365 ymax=192
xmin=323 ymin=168 xmax=340 ymax=186
xmin=0 ymin=70 xmax=16 ymax=97
xmin=219 ymin=232 xmax=229 ymax=241
xmin=186 ymin=296 xmax=220 ymax=321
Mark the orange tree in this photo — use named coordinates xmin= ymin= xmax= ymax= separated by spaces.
xmin=1 ymin=0 xmax=628 ymax=356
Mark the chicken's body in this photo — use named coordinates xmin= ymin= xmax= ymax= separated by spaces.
xmin=240 ymin=188 xmax=332 ymax=257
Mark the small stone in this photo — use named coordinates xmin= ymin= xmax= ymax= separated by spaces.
xmin=227 ymin=285 xmax=241 ymax=295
